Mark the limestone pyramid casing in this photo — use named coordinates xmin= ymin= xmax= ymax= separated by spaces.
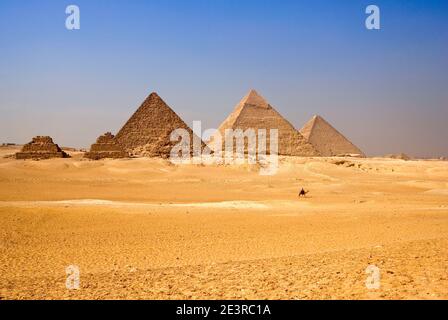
xmin=114 ymin=92 xmax=204 ymax=158
xmin=299 ymin=115 xmax=365 ymax=157
xmin=209 ymin=90 xmax=320 ymax=156
xmin=15 ymin=136 xmax=70 ymax=159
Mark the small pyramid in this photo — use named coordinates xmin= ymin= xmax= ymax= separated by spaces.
xmin=114 ymin=92 xmax=204 ymax=158
xmin=384 ymin=153 xmax=411 ymax=161
xmin=84 ymin=132 xmax=128 ymax=160
xmin=209 ymin=90 xmax=319 ymax=156
xmin=15 ymin=136 xmax=70 ymax=160
xmin=299 ymin=115 xmax=365 ymax=157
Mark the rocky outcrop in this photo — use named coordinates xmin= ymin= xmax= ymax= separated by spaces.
xmin=15 ymin=136 xmax=69 ymax=160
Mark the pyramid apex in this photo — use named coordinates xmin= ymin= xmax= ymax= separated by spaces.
xmin=248 ymin=88 xmax=259 ymax=95
xmin=310 ymin=115 xmax=328 ymax=126
xmin=145 ymin=92 xmax=168 ymax=105
xmin=239 ymin=89 xmax=269 ymax=109
xmin=148 ymin=91 xmax=161 ymax=98
xmin=246 ymin=89 xmax=263 ymax=100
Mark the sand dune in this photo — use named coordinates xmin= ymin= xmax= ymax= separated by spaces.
xmin=0 ymin=151 xmax=447 ymax=299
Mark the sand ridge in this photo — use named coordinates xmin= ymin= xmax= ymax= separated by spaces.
xmin=0 ymin=148 xmax=447 ymax=299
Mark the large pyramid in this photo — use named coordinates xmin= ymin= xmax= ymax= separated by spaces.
xmin=114 ymin=92 xmax=203 ymax=158
xmin=209 ymin=90 xmax=319 ymax=156
xmin=299 ymin=115 xmax=365 ymax=157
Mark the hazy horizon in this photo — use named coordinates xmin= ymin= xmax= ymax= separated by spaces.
xmin=1 ymin=0 xmax=447 ymax=157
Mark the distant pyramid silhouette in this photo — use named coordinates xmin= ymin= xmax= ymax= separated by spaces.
xmin=209 ymin=90 xmax=319 ymax=156
xmin=299 ymin=115 xmax=365 ymax=157
xmin=114 ymin=92 xmax=203 ymax=158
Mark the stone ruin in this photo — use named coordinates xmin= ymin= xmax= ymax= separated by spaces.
xmin=84 ymin=132 xmax=128 ymax=160
xmin=15 ymin=136 xmax=70 ymax=160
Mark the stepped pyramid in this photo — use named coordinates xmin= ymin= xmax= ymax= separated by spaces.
xmin=114 ymin=92 xmax=203 ymax=158
xmin=84 ymin=132 xmax=128 ymax=160
xmin=209 ymin=90 xmax=319 ymax=156
xmin=299 ymin=115 xmax=365 ymax=157
xmin=16 ymin=136 xmax=70 ymax=160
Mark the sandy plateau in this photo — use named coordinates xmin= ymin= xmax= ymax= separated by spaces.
xmin=0 ymin=146 xmax=447 ymax=299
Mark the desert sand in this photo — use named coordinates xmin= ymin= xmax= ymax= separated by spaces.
xmin=0 ymin=146 xmax=447 ymax=300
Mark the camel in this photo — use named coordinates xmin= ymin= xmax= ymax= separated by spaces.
xmin=298 ymin=188 xmax=309 ymax=197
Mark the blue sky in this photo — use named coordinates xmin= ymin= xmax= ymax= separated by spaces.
xmin=0 ymin=0 xmax=447 ymax=157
